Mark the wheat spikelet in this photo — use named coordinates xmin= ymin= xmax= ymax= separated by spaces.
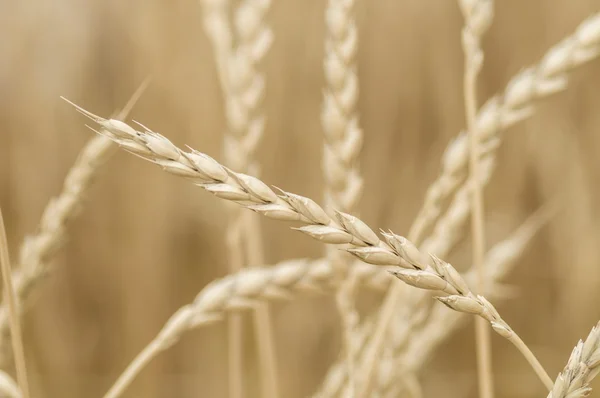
xmin=315 ymin=201 xmax=555 ymax=396
xmin=0 ymin=81 xmax=149 ymax=368
xmin=354 ymin=13 xmax=600 ymax=396
xmin=548 ymin=321 xmax=600 ymax=398
xmin=102 ymin=258 xmax=390 ymax=398
xmin=322 ymin=0 xmax=363 ymax=391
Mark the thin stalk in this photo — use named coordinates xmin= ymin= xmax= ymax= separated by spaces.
xmin=465 ymin=52 xmax=495 ymax=398
xmin=103 ymin=341 xmax=164 ymax=398
xmin=244 ymin=212 xmax=278 ymax=398
xmin=0 ymin=210 xmax=29 ymax=398
xmin=460 ymin=2 xmax=495 ymax=395
xmin=507 ymin=333 xmax=553 ymax=390
xmin=226 ymin=222 xmax=245 ymax=398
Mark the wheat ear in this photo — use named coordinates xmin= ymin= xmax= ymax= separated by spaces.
xmin=355 ymin=13 xmax=600 ymax=395
xmin=0 ymin=81 xmax=149 ymax=369
xmin=410 ymin=12 xmax=600 ymax=245
xmin=315 ymin=201 xmax=556 ymax=397
xmin=548 ymin=321 xmax=600 ymax=398
xmin=102 ymin=258 xmax=390 ymax=398
xmin=322 ymin=0 xmax=363 ymax=392
xmin=0 ymin=210 xmax=29 ymax=398
xmin=65 ymin=103 xmax=557 ymax=392
xmin=459 ymin=0 xmax=495 ymax=396
xmin=201 ymin=0 xmax=276 ymax=395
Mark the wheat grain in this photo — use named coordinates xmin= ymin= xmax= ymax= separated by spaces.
xmin=322 ymin=0 xmax=363 ymax=392
xmin=102 ymin=258 xmax=390 ymax=398
xmin=548 ymin=321 xmax=600 ymax=398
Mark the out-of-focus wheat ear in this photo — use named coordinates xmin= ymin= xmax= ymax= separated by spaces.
xmin=357 ymin=12 xmax=600 ymax=398
xmin=410 ymin=12 xmax=600 ymax=246
xmin=102 ymin=258 xmax=389 ymax=398
xmin=548 ymin=321 xmax=600 ymax=398
xmin=322 ymin=0 xmax=363 ymax=392
xmin=0 ymin=80 xmax=149 ymax=369
xmin=0 ymin=210 xmax=29 ymax=398
xmin=200 ymin=0 xmax=276 ymax=395
xmin=458 ymin=0 xmax=495 ymax=396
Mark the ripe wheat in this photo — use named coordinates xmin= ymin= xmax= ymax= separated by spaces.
xmin=64 ymin=100 xmax=559 ymax=395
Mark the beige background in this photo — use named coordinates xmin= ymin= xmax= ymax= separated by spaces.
xmin=1 ymin=0 xmax=600 ymax=397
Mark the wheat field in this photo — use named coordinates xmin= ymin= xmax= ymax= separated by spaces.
xmin=1 ymin=0 xmax=600 ymax=397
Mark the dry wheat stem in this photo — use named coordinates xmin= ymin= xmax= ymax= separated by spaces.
xmin=64 ymin=102 xmax=556 ymax=393
xmin=459 ymin=0 xmax=495 ymax=396
xmin=0 ymin=80 xmax=149 ymax=368
xmin=0 ymin=210 xmax=29 ymax=398
xmin=355 ymin=13 xmax=600 ymax=395
xmin=201 ymin=0 xmax=277 ymax=395
xmin=548 ymin=321 xmax=600 ymax=398
xmin=102 ymin=258 xmax=391 ymax=398
xmin=315 ymin=200 xmax=556 ymax=397
xmin=322 ymin=0 xmax=363 ymax=393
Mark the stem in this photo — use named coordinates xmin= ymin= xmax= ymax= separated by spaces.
xmin=507 ymin=332 xmax=553 ymax=390
xmin=245 ymin=212 xmax=279 ymax=398
xmin=227 ymin=222 xmax=245 ymax=398
xmin=0 ymin=210 xmax=29 ymax=398
xmin=463 ymin=17 xmax=494 ymax=398
xmin=103 ymin=341 xmax=163 ymax=398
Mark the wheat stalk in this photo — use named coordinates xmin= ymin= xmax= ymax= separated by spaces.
xmin=0 ymin=210 xmax=29 ymax=398
xmin=315 ymin=200 xmax=555 ymax=397
xmin=548 ymin=321 xmax=600 ymax=398
xmin=355 ymin=13 xmax=600 ymax=395
xmin=201 ymin=0 xmax=276 ymax=395
xmin=0 ymin=81 xmax=149 ymax=369
xmin=63 ymin=101 xmax=558 ymax=393
xmin=458 ymin=0 xmax=495 ymax=396
xmin=230 ymin=3 xmax=277 ymax=397
xmin=200 ymin=1 xmax=246 ymax=394
xmin=322 ymin=0 xmax=363 ymax=392
xmin=101 ymin=258 xmax=390 ymax=398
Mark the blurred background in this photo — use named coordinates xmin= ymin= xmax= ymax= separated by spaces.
xmin=1 ymin=0 xmax=600 ymax=397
